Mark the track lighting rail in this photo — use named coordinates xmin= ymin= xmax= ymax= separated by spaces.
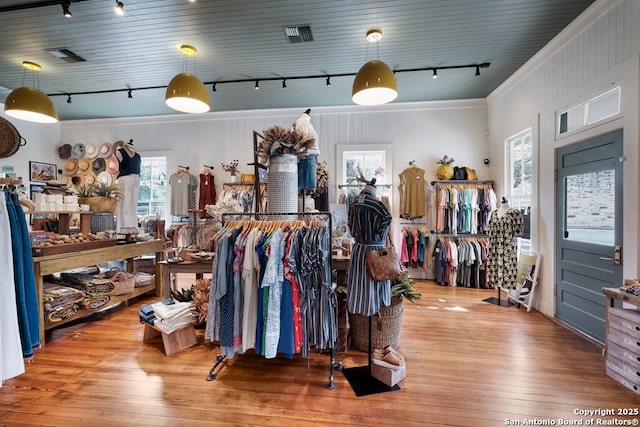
xmin=46 ymin=62 xmax=490 ymax=100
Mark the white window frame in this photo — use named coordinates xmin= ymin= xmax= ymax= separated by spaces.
xmin=505 ymin=128 xmax=533 ymax=252
xmin=556 ymin=86 xmax=621 ymax=140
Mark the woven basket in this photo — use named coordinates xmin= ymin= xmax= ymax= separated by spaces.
xmin=0 ymin=117 xmax=26 ymax=159
xmin=349 ymin=295 xmax=404 ymax=352
xmin=102 ymin=268 xmax=136 ymax=295
xmin=79 ymin=196 xmax=117 ymax=213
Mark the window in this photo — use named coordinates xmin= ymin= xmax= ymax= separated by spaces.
xmin=137 ymin=157 xmax=167 ymax=220
xmin=336 ymin=144 xmax=393 ymax=204
xmin=557 ymin=86 xmax=621 ymax=138
xmin=506 ymin=129 xmax=533 ymax=251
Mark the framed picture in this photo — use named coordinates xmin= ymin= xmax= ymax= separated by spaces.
xmin=29 ymin=161 xmax=57 ymax=182
xmin=30 ymin=183 xmax=46 ymax=200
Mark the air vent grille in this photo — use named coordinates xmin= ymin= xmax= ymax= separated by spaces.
xmin=283 ymin=25 xmax=313 ymax=43
xmin=47 ymin=48 xmax=86 ymax=63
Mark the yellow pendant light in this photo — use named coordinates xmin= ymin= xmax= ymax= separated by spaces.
xmin=4 ymin=61 xmax=58 ymax=124
xmin=165 ymin=45 xmax=210 ymax=114
xmin=352 ymin=29 xmax=398 ymax=106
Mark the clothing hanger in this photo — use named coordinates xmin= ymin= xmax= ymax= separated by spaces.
xmin=201 ymin=164 xmax=215 ymax=175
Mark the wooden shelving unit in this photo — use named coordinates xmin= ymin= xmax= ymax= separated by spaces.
xmin=32 ymin=239 xmax=166 ymax=345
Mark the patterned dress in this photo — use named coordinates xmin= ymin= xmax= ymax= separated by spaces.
xmin=487 ymin=209 xmax=524 ymax=289
xmin=347 ymin=186 xmax=393 ymax=316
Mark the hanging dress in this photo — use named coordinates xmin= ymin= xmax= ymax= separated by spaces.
xmin=487 ymin=209 xmax=524 ymax=289
xmin=0 ymin=193 xmax=24 ymax=384
xmin=347 ymin=186 xmax=392 ymax=316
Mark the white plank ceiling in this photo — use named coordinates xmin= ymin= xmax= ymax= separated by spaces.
xmin=0 ymin=0 xmax=596 ymax=120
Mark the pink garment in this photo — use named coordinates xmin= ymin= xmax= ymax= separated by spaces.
xmin=399 ymin=230 xmax=409 ymax=264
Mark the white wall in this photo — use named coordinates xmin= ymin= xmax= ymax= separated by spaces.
xmin=487 ymin=0 xmax=640 ymax=316
xmin=0 ymin=110 xmax=60 ymax=189
xmin=59 ymin=99 xmax=489 ymax=240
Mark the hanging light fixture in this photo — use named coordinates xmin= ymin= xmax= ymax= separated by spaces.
xmin=4 ymin=61 xmax=58 ymax=124
xmin=352 ymin=29 xmax=398 ymax=106
xmin=115 ymin=1 xmax=124 ymax=15
xmin=165 ymin=44 xmax=210 ymax=114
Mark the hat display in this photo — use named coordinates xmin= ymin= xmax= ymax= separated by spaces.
xmin=92 ymin=157 xmax=106 ymax=174
xmin=84 ymin=173 xmax=96 ymax=186
xmin=98 ymin=142 xmax=113 ymax=158
xmin=106 ymin=156 xmax=119 ymax=175
xmin=64 ymin=158 xmax=79 ymax=175
xmin=78 ymin=157 xmax=92 ymax=172
xmin=97 ymin=171 xmax=112 ymax=186
xmin=71 ymin=174 xmax=86 ymax=187
xmin=72 ymin=143 xmax=86 ymax=159
xmin=58 ymin=143 xmax=72 ymax=159
xmin=85 ymin=143 xmax=98 ymax=158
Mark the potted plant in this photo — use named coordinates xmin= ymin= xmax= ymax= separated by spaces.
xmin=76 ymin=182 xmax=122 ymax=213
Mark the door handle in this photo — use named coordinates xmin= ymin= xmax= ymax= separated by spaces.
xmin=600 ymin=246 xmax=622 ymax=265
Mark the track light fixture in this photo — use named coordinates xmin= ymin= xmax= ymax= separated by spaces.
xmin=62 ymin=1 xmax=71 ymax=17
xmin=128 ymin=89 xmax=133 ymax=98
xmin=67 ymin=94 xmax=72 ymax=103
xmin=282 ymin=79 xmax=287 ymax=88
xmin=115 ymin=1 xmax=124 ymax=15
xmin=47 ymin=62 xmax=491 ymax=106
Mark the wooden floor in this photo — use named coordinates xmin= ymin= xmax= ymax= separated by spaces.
xmin=2 ymin=280 xmax=640 ymax=426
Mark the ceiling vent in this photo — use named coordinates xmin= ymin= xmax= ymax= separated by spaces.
xmin=283 ymin=25 xmax=313 ymax=43
xmin=47 ymin=48 xmax=86 ymax=63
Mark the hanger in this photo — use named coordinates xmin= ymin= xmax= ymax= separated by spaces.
xmin=201 ymin=164 xmax=215 ymax=175
xmin=177 ymin=165 xmax=190 ymax=174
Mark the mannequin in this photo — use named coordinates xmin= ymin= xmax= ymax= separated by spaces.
xmin=496 ymin=196 xmax=511 ymax=218
xmin=294 ymin=109 xmax=320 ymax=191
xmin=487 ymin=197 xmax=524 ymax=290
xmin=114 ymin=139 xmax=141 ymax=230
xmin=346 ymin=177 xmax=392 ymax=317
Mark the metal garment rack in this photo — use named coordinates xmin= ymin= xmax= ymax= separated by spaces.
xmin=207 ymin=210 xmax=341 ymax=390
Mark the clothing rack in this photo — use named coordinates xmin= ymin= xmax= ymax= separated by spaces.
xmin=207 ymin=211 xmax=341 ymax=390
xmin=338 ymin=184 xmax=392 ymax=189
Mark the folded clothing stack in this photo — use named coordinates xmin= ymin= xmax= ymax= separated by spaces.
xmin=139 ymin=303 xmax=156 ymax=326
xmin=43 ymin=282 xmax=86 ymax=322
xmin=151 ymin=301 xmax=196 ymax=334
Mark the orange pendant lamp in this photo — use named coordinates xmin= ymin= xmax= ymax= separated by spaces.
xmin=165 ymin=45 xmax=210 ymax=114
xmin=352 ymin=29 xmax=398 ymax=106
xmin=4 ymin=61 xmax=58 ymax=124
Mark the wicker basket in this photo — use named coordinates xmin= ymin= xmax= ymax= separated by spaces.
xmin=349 ymin=295 xmax=404 ymax=352
xmin=102 ymin=268 xmax=136 ymax=295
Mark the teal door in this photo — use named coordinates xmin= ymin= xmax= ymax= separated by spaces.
xmin=555 ymin=129 xmax=623 ymax=343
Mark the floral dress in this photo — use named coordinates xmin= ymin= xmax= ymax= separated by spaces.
xmin=487 ymin=209 xmax=524 ymax=289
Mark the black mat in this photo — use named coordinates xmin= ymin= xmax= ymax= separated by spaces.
xmin=342 ymin=365 xmax=400 ymax=397
xmin=483 ymin=296 xmax=513 ymax=307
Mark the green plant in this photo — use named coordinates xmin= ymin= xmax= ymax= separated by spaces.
xmin=391 ymin=271 xmax=421 ymax=303
xmin=75 ymin=181 xmax=122 ymax=200
xmin=75 ymin=185 xmax=94 ymax=198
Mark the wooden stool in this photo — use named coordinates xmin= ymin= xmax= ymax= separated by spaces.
xmin=142 ymin=322 xmax=197 ymax=356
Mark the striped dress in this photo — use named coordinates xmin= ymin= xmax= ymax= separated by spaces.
xmin=347 ymin=186 xmax=393 ymax=316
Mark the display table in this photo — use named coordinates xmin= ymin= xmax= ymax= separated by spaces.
xmin=158 ymin=260 xmax=213 ymax=298
xmin=32 ymin=239 xmax=166 ymax=346
xmin=29 ymin=210 xmax=94 ymax=235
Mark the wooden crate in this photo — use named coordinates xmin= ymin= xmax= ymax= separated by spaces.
xmin=32 ymin=239 xmax=117 ymax=257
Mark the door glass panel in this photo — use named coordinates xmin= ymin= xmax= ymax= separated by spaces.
xmin=565 ymin=170 xmax=614 ymax=245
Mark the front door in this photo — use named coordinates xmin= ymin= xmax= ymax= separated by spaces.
xmin=555 ymin=129 xmax=623 ymax=343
